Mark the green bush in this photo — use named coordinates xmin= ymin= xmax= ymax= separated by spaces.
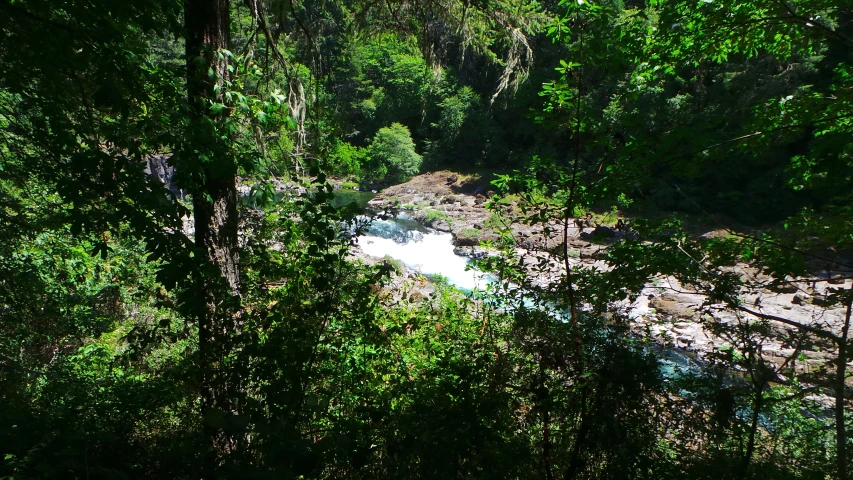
xmin=364 ymin=123 xmax=422 ymax=184
xmin=327 ymin=141 xmax=366 ymax=178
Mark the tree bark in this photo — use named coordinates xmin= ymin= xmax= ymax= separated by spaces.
xmin=742 ymin=387 xmax=763 ymax=479
xmin=564 ymin=383 xmax=595 ymax=480
xmin=837 ymin=294 xmax=851 ymax=480
xmin=184 ymin=0 xmax=243 ymax=473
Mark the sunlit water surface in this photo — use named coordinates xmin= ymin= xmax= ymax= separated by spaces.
xmin=357 ymin=215 xmax=490 ymax=291
xmin=341 ymin=193 xmax=706 ymax=380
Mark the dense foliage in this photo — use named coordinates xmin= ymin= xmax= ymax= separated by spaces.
xmin=0 ymin=0 xmax=850 ymax=479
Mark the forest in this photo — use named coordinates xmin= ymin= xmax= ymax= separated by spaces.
xmin=0 ymin=0 xmax=851 ymax=478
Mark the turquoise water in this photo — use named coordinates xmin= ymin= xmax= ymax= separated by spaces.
xmin=331 ymin=189 xmax=377 ymax=208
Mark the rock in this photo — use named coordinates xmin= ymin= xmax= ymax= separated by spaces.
xmin=519 ymin=239 xmax=545 ymax=250
xmin=650 ymin=295 xmax=695 ymax=319
xmin=792 ymin=293 xmax=810 ymax=305
xmin=828 ymin=273 xmax=845 ymax=285
xmin=811 ymin=295 xmax=833 ymax=307
xmin=475 ymin=194 xmax=486 ymax=205
xmin=592 ymin=226 xmax=616 ymax=238
xmin=144 ymin=154 xmax=184 ymax=197
xmin=455 ymin=235 xmax=479 ymax=247
xmin=446 ymin=174 xmax=459 ymax=184
xmin=453 ymin=246 xmax=488 ymax=259
xmin=768 ymin=282 xmax=799 ymax=294
xmin=431 ymin=220 xmax=451 ymax=232
xmin=408 ymin=291 xmax=426 ymax=303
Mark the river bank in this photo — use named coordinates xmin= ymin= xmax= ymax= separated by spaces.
xmin=351 ymin=170 xmax=853 ymax=403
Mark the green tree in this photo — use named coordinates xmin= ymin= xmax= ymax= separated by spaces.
xmin=364 ymin=123 xmax=423 ymax=183
xmin=532 ymin=0 xmax=852 ymax=478
xmin=1 ymin=0 xmax=545 ymax=474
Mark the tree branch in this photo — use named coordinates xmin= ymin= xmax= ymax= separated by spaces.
xmin=737 ymin=305 xmax=840 ymax=342
xmin=775 ymin=0 xmax=853 ymax=46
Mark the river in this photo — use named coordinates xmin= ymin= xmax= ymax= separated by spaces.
xmin=332 ymin=189 xmax=835 ymax=426
xmin=335 ymin=189 xmax=701 ymax=375
xmin=333 ymin=189 xmax=488 ymax=290
xmin=357 ymin=215 xmax=490 ymax=291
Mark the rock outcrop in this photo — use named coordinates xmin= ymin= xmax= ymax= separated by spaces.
xmin=144 ymin=154 xmax=184 ymax=198
xmin=368 ymin=170 xmax=498 ymax=245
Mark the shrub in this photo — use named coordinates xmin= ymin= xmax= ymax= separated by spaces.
xmin=327 ymin=141 xmax=366 ymax=178
xmin=364 ymin=123 xmax=422 ymax=184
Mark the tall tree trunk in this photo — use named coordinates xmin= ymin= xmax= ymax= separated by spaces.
xmin=184 ymin=0 xmax=243 ymax=472
xmin=564 ymin=384 xmax=595 ymax=480
xmin=837 ymin=294 xmax=851 ymax=480
xmin=741 ymin=387 xmax=763 ymax=479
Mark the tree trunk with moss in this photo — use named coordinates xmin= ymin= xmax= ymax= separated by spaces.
xmin=184 ymin=0 xmax=243 ymax=472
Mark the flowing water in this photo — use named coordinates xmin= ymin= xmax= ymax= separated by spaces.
xmin=335 ymin=189 xmax=703 ymax=377
xmin=335 ymin=191 xmax=815 ymax=428
xmin=357 ymin=214 xmax=490 ymax=291
xmin=333 ymin=189 xmax=490 ymax=291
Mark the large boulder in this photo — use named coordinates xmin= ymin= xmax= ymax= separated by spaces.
xmin=592 ymin=225 xmax=616 ymax=238
xmin=650 ymin=294 xmax=696 ymax=320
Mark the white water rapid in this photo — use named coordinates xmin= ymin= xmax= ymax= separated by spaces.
xmin=356 ymin=215 xmax=489 ymax=291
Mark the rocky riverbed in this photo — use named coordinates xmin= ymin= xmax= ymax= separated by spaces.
xmin=355 ymin=170 xmax=853 ymax=398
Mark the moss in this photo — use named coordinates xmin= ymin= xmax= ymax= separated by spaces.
xmin=422 ymin=209 xmax=449 ymax=223
xmin=382 ymin=255 xmax=406 ymax=275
